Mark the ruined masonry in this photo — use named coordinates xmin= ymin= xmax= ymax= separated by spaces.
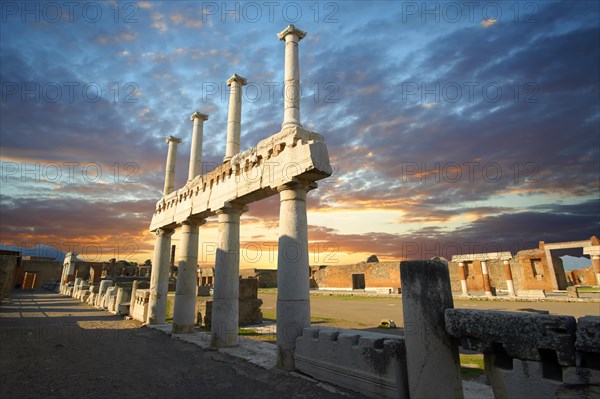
xmin=147 ymin=25 xmax=331 ymax=370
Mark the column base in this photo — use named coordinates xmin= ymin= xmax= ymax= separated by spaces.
xmin=277 ymin=346 xmax=296 ymax=371
xmin=485 ymin=291 xmax=493 ymax=297
xmin=172 ymin=323 xmax=195 ymax=334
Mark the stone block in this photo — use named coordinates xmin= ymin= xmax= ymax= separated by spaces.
xmin=445 ymin=309 xmax=577 ymax=366
xmin=567 ymin=286 xmax=579 ymax=298
xmin=295 ymin=327 xmax=409 ymax=399
xmin=132 ymin=289 xmax=150 ymax=323
xmin=516 ymin=289 xmax=546 ymax=298
xmin=239 ymin=278 xmax=258 ymax=299
xmin=576 ymin=316 xmax=600 ymax=354
xmin=486 ymin=358 xmax=563 ymax=398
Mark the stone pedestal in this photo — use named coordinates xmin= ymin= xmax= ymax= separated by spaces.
xmin=211 ymin=203 xmax=247 ymax=348
xmin=148 ymin=227 xmax=175 ymax=324
xmin=276 ymin=181 xmax=313 ymax=371
xmin=172 ymin=218 xmax=204 ymax=334
xmin=401 ymin=260 xmax=463 ymax=399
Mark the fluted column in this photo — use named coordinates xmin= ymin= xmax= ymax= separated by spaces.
xmin=188 ymin=112 xmax=208 ymax=181
xmin=504 ymin=260 xmax=516 ymax=296
xmin=163 ymin=136 xmax=182 ymax=195
xmin=172 ymin=217 xmax=205 ymax=333
xmin=277 ymin=25 xmax=306 ymax=129
xmin=276 ymin=180 xmax=315 ymax=370
xmin=211 ymin=202 xmax=247 ymax=348
xmin=481 ymin=261 xmax=493 ymax=297
xmin=147 ymin=227 xmax=175 ymax=324
xmin=458 ymin=262 xmax=468 ymax=296
xmin=224 ymin=74 xmax=247 ymax=163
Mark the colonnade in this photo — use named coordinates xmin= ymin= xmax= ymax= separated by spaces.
xmin=147 ymin=25 xmax=311 ymax=370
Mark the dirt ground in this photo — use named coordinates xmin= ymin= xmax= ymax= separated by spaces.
xmin=0 ymin=290 xmax=358 ymax=399
xmin=259 ymin=291 xmax=600 ymax=331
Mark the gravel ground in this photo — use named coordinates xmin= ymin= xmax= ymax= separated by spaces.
xmin=0 ymin=290 xmax=359 ymax=399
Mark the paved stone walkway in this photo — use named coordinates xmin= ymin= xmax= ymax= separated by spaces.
xmin=0 ymin=290 xmax=357 ymax=399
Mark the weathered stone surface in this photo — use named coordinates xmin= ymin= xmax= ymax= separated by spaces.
xmin=401 ymin=260 xmax=463 ymax=399
xmin=445 ymin=309 xmax=577 ymax=366
xmin=486 ymin=358 xmax=563 ymax=399
xmin=295 ymin=327 xmax=408 ymax=399
xmin=576 ymin=316 xmax=600 ymax=354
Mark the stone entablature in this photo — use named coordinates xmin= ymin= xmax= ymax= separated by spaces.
xmin=150 ymin=126 xmax=329 ymax=231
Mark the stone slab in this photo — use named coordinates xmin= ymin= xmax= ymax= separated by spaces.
xmin=445 ymin=309 xmax=577 ymax=366
xmin=295 ymin=327 xmax=409 ymax=399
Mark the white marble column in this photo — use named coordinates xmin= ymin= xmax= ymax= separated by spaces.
xmin=277 ymin=25 xmax=306 ymax=129
xmin=504 ymin=260 xmax=516 ymax=296
xmin=188 ymin=112 xmax=208 ymax=181
xmin=211 ymin=202 xmax=247 ymax=348
xmin=481 ymin=260 xmax=493 ymax=297
xmin=276 ymin=181 xmax=315 ymax=370
xmin=163 ymin=136 xmax=182 ymax=195
xmin=458 ymin=262 xmax=468 ymax=296
xmin=147 ymin=227 xmax=175 ymax=324
xmin=224 ymin=74 xmax=247 ymax=163
xmin=172 ymin=217 xmax=204 ymax=333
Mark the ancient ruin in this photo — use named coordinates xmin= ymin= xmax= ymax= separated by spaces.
xmin=146 ymin=24 xmax=330 ymax=369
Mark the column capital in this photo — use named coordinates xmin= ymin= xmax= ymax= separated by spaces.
xmin=277 ymin=179 xmax=317 ymax=193
xmin=166 ymin=135 xmax=182 ymax=144
xmin=227 ymin=73 xmax=247 ymax=86
xmin=155 ymin=227 xmax=176 ymax=237
xmin=190 ymin=111 xmax=209 ymax=122
xmin=181 ymin=216 xmax=206 ymax=227
xmin=215 ymin=201 xmax=248 ymax=215
xmin=277 ymin=24 xmax=307 ymax=41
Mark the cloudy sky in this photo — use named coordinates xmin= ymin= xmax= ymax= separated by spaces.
xmin=1 ymin=1 xmax=599 ymax=268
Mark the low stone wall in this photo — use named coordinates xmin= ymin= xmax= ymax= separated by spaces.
xmin=295 ymin=327 xmax=409 ymax=399
xmin=445 ymin=309 xmax=600 ymax=398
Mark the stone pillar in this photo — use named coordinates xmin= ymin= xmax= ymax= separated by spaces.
xmin=130 ymin=280 xmax=139 ymax=316
xmin=188 ymin=112 xmax=208 ymax=181
xmin=458 ymin=262 xmax=468 ymax=296
xmin=592 ymin=255 xmax=600 ymax=286
xmin=401 ymin=260 xmax=464 ymax=399
xmin=211 ymin=202 xmax=247 ymax=348
xmin=224 ymin=74 xmax=247 ymax=163
xmin=504 ymin=260 xmax=516 ymax=296
xmin=276 ymin=181 xmax=314 ymax=370
xmin=163 ymin=136 xmax=182 ymax=195
xmin=172 ymin=217 xmax=204 ymax=334
xmin=481 ymin=260 xmax=493 ymax=296
xmin=147 ymin=227 xmax=175 ymax=324
xmin=277 ymin=25 xmax=306 ymax=129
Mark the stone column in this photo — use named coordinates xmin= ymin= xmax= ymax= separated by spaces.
xmin=458 ymin=262 xmax=468 ymax=296
xmin=504 ymin=260 xmax=516 ymax=296
xmin=276 ymin=181 xmax=314 ymax=370
xmin=592 ymin=255 xmax=600 ymax=286
xmin=172 ymin=217 xmax=204 ymax=334
xmin=401 ymin=260 xmax=463 ymax=399
xmin=163 ymin=136 xmax=182 ymax=195
xmin=147 ymin=227 xmax=175 ymax=324
xmin=224 ymin=74 xmax=247 ymax=163
xmin=211 ymin=202 xmax=247 ymax=348
xmin=277 ymin=25 xmax=306 ymax=129
xmin=481 ymin=260 xmax=493 ymax=296
xmin=188 ymin=112 xmax=208 ymax=181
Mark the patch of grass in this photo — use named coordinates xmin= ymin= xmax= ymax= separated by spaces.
xmin=262 ymin=309 xmax=276 ymax=320
xmin=258 ymin=288 xmax=278 ymax=293
xmin=576 ymin=286 xmax=600 ymax=293
xmin=311 ymin=316 xmax=337 ymax=324
xmin=460 ymin=353 xmax=485 ymax=380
